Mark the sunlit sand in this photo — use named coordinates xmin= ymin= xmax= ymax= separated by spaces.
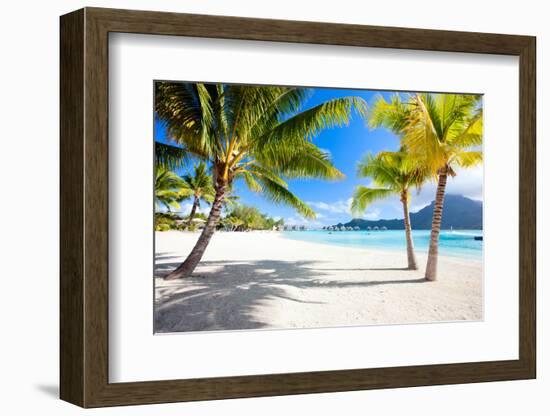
xmin=154 ymin=231 xmax=482 ymax=333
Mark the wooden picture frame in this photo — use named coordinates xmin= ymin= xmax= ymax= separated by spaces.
xmin=60 ymin=7 xmax=536 ymax=408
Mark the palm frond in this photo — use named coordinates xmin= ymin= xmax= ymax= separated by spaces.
xmin=255 ymin=175 xmax=315 ymax=218
xmin=398 ymin=93 xmax=483 ymax=175
xmin=351 ymin=186 xmax=394 ymax=215
xmin=452 ymin=150 xmax=483 ymax=168
xmin=155 ymin=141 xmax=188 ymax=170
xmin=257 ymin=96 xmax=367 ymax=149
xmin=368 ymin=94 xmax=412 ymax=133
xmin=241 ymin=170 xmax=263 ymax=192
xmin=181 ymin=161 xmax=215 ymax=203
xmin=356 ymin=153 xmax=400 ymax=188
xmin=259 ymin=142 xmax=344 ymax=180
xmin=155 ymin=167 xmax=190 ymax=211
xmin=155 ymin=82 xmax=215 ymax=160
xmin=447 ymin=106 xmax=483 ymax=148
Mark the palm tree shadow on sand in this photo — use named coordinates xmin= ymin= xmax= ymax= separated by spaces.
xmin=154 ymin=258 xmax=426 ymax=334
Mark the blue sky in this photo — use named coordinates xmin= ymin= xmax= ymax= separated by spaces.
xmin=155 ymin=87 xmax=483 ymax=227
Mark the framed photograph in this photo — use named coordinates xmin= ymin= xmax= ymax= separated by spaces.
xmin=60 ymin=7 xmax=536 ymax=408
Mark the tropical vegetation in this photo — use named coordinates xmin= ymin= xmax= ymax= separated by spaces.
xmin=351 ymin=151 xmax=428 ymax=270
xmin=155 ymin=82 xmax=367 ymax=279
xmin=153 ymin=84 xmax=482 ymax=283
xmin=154 ymin=166 xmax=190 ymax=212
xmin=180 ymin=162 xmax=215 ymax=227
xmin=221 ymin=205 xmax=284 ymax=231
xmin=369 ymin=93 xmax=483 ymax=280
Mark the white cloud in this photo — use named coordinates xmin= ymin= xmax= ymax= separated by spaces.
xmin=177 ymin=202 xmax=210 ymax=216
xmin=308 ymin=198 xmax=353 ymax=214
xmin=308 ymin=197 xmax=395 ymax=222
xmin=409 ymin=165 xmax=483 ymax=211
xmin=447 ymin=165 xmax=483 ymax=200
xmin=363 ymin=208 xmax=381 ymax=220
xmin=353 ymin=195 xmax=402 ymax=221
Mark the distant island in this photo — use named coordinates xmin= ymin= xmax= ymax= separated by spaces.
xmin=333 ymin=194 xmax=482 ymax=230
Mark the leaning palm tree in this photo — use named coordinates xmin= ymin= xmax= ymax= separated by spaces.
xmin=181 ymin=162 xmax=215 ymax=227
xmin=156 ymin=82 xmax=367 ymax=279
xmin=154 ymin=166 xmax=190 ymax=212
xmin=351 ymin=151 xmax=428 ymax=270
xmin=398 ymin=93 xmax=483 ymax=280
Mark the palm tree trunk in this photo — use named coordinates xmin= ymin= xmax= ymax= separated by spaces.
xmin=401 ymin=192 xmax=417 ymax=270
xmin=425 ymin=166 xmax=448 ymax=281
xmin=165 ymin=182 xmax=227 ymax=279
xmin=186 ymin=196 xmax=199 ymax=227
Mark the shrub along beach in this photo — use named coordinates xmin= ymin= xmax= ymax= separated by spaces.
xmin=153 ymin=82 xmax=483 ymax=333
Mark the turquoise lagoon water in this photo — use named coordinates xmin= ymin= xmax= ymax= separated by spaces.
xmin=282 ymin=229 xmax=483 ymax=260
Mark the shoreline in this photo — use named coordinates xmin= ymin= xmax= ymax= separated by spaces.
xmin=279 ymin=230 xmax=483 ymax=262
xmin=155 ymin=231 xmax=483 ymax=333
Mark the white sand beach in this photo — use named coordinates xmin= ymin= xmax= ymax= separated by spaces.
xmin=155 ymin=231 xmax=482 ymax=333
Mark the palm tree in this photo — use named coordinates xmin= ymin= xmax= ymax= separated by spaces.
xmin=156 ymin=82 xmax=367 ymax=279
xmin=154 ymin=166 xmax=190 ymax=212
xmin=351 ymin=151 xmax=427 ymax=270
xmin=384 ymin=93 xmax=483 ymax=280
xmin=181 ymin=162 xmax=215 ymax=227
